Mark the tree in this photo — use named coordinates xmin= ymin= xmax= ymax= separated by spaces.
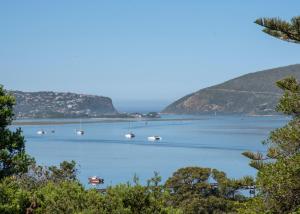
xmin=15 ymin=160 xmax=78 ymax=191
xmin=255 ymin=16 xmax=300 ymax=43
xmin=0 ymin=176 xmax=31 ymax=214
xmin=0 ymin=176 xmax=106 ymax=214
xmin=243 ymin=16 xmax=300 ymax=169
xmin=0 ymin=169 xmax=182 ymax=214
xmin=165 ymin=167 xmax=253 ymax=214
xmin=242 ymin=77 xmax=300 ymax=169
xmin=0 ymin=85 xmax=33 ymax=179
xmin=102 ymin=173 xmax=181 ymax=214
xmin=257 ymin=154 xmax=300 ymax=213
xmin=238 ymin=155 xmax=300 ymax=213
xmin=239 ymin=16 xmax=300 ymax=213
xmin=31 ymin=181 xmax=105 ymax=214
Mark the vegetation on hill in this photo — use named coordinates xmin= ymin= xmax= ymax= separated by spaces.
xmin=163 ymin=64 xmax=300 ymax=115
xmin=12 ymin=91 xmax=118 ymax=118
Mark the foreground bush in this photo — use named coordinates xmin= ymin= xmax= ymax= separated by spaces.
xmin=165 ymin=167 xmax=253 ymax=214
xmin=0 ymin=166 xmax=182 ymax=214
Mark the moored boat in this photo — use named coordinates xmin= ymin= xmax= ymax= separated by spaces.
xmin=88 ymin=176 xmax=104 ymax=186
xmin=76 ymin=119 xmax=84 ymax=135
xmin=125 ymin=132 xmax=135 ymax=139
xmin=147 ymin=136 xmax=162 ymax=141
xmin=37 ymin=130 xmax=46 ymax=135
xmin=76 ymin=130 xmax=84 ymax=135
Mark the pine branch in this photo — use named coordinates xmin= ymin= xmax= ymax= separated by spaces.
xmin=242 ymin=151 xmax=265 ymax=160
xmin=249 ymin=160 xmax=264 ymax=170
xmin=255 ymin=17 xmax=300 ymax=43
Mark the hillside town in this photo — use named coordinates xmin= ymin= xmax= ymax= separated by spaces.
xmin=12 ymin=91 xmax=118 ymax=118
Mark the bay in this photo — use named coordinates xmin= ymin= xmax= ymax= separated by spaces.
xmin=13 ymin=115 xmax=288 ymax=187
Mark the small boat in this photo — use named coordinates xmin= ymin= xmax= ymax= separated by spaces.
xmin=88 ymin=176 xmax=104 ymax=186
xmin=125 ymin=122 xmax=135 ymax=139
xmin=147 ymin=136 xmax=162 ymax=141
xmin=76 ymin=130 xmax=84 ymax=135
xmin=37 ymin=130 xmax=46 ymax=135
xmin=125 ymin=132 xmax=135 ymax=139
xmin=76 ymin=119 xmax=84 ymax=135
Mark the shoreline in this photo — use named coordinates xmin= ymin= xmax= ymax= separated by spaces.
xmin=11 ymin=114 xmax=286 ymax=126
xmin=12 ymin=117 xmax=206 ymax=126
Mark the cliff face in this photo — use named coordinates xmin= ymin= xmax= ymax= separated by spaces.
xmin=12 ymin=91 xmax=118 ymax=118
xmin=163 ymin=64 xmax=300 ymax=115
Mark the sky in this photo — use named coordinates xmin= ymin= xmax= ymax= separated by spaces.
xmin=1 ymin=0 xmax=300 ymax=112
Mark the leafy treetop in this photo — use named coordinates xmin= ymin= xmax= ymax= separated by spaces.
xmin=0 ymin=85 xmax=33 ymax=179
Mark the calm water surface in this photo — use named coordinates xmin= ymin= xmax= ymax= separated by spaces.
xmin=14 ymin=115 xmax=288 ymax=187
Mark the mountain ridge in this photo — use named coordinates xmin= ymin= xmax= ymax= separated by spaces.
xmin=162 ymin=64 xmax=300 ymax=115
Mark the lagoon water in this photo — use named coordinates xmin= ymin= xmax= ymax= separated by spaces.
xmin=15 ymin=115 xmax=288 ymax=187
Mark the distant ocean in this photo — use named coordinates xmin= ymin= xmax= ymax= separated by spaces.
xmin=113 ymin=100 xmax=169 ymax=113
xmin=13 ymin=115 xmax=288 ymax=187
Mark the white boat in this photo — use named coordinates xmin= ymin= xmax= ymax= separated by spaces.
xmin=125 ymin=122 xmax=135 ymax=139
xmin=37 ymin=130 xmax=46 ymax=135
xmin=147 ymin=136 xmax=162 ymax=141
xmin=76 ymin=130 xmax=84 ymax=135
xmin=125 ymin=133 xmax=135 ymax=139
xmin=76 ymin=119 xmax=84 ymax=135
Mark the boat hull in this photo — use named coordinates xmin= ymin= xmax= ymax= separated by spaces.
xmin=147 ymin=136 xmax=162 ymax=141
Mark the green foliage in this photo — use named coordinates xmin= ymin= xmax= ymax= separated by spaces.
xmin=240 ymin=16 xmax=300 ymax=213
xmin=238 ymin=155 xmax=300 ymax=213
xmin=267 ymin=118 xmax=300 ymax=157
xmin=241 ymin=76 xmax=300 ymax=212
xmin=256 ymin=154 xmax=300 ymax=213
xmin=15 ymin=160 xmax=78 ymax=191
xmin=165 ymin=167 xmax=212 ymax=201
xmin=32 ymin=181 xmax=105 ymax=214
xmin=0 ymin=177 xmax=31 ymax=214
xmin=276 ymin=76 xmax=300 ymax=117
xmin=255 ymin=16 xmax=300 ymax=43
xmin=0 ymin=86 xmax=15 ymax=127
xmin=0 ymin=176 xmax=107 ymax=214
xmin=0 ymin=169 xmax=182 ymax=214
xmin=47 ymin=160 xmax=78 ymax=182
xmin=102 ymin=173 xmax=181 ymax=214
xmin=0 ymin=85 xmax=33 ymax=180
xmin=236 ymin=197 xmax=267 ymax=214
xmin=165 ymin=167 xmax=251 ymax=214
xmin=0 ymin=160 xmax=84 ymax=214
xmin=242 ymin=77 xmax=300 ymax=169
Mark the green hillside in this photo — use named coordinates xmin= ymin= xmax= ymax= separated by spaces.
xmin=163 ymin=64 xmax=300 ymax=115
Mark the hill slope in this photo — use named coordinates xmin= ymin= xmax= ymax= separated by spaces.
xmin=12 ymin=91 xmax=118 ymax=118
xmin=162 ymin=64 xmax=300 ymax=115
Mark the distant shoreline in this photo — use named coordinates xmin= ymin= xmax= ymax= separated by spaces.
xmin=12 ymin=117 xmax=205 ymax=126
xmin=11 ymin=114 xmax=286 ymax=126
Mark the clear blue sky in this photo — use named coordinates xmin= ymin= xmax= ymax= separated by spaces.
xmin=1 ymin=0 xmax=300 ymax=111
